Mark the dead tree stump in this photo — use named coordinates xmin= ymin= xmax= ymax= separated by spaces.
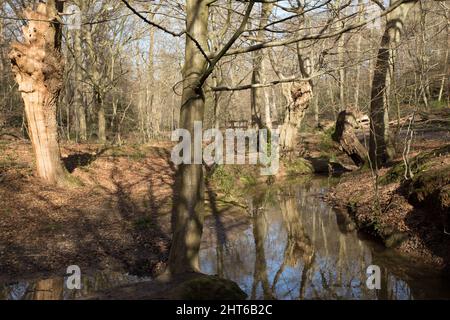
xmin=332 ymin=109 xmax=367 ymax=167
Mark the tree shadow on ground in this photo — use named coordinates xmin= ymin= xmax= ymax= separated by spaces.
xmin=402 ymin=200 xmax=450 ymax=275
xmin=0 ymin=145 xmax=176 ymax=282
xmin=62 ymin=147 xmax=109 ymax=173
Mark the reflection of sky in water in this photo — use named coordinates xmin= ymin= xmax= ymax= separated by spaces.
xmin=200 ymin=181 xmax=450 ymax=300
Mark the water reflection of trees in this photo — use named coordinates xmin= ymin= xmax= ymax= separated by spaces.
xmin=199 ymin=181 xmax=449 ymax=300
xmin=250 ymin=200 xmax=273 ymax=299
xmin=275 ymin=192 xmax=314 ymax=300
xmin=4 ymin=181 xmax=448 ymax=300
xmin=0 ymin=272 xmax=148 ymax=300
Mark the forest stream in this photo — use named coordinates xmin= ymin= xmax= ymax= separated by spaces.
xmin=1 ymin=178 xmax=450 ymax=300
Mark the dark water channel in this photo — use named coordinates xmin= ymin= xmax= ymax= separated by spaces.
xmin=199 ymin=178 xmax=450 ymax=300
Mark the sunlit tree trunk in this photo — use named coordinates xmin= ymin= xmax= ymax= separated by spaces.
xmin=73 ymin=17 xmax=87 ymax=141
xmin=354 ymin=0 xmax=365 ymax=110
xmin=338 ymin=36 xmax=346 ymax=110
xmin=336 ymin=0 xmax=346 ymax=110
xmin=251 ymin=3 xmax=273 ymax=129
xmin=147 ymin=24 xmax=156 ymax=139
xmin=84 ymin=19 xmax=106 ymax=143
xmin=279 ymin=81 xmax=313 ymax=154
xmin=0 ymin=19 xmax=4 ymax=78
xmin=9 ymin=1 xmax=69 ymax=185
xmin=167 ymin=0 xmax=209 ymax=275
xmin=369 ymin=0 xmax=416 ymax=167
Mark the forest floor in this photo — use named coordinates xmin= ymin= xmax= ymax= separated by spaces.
xmin=0 ymin=141 xmax=176 ymax=282
xmin=0 ymin=138 xmax=250 ymax=284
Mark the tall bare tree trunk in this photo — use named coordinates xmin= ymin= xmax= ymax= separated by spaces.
xmin=73 ymin=22 xmax=86 ymax=141
xmin=9 ymin=1 xmax=69 ymax=185
xmin=83 ymin=20 xmax=105 ymax=142
xmin=369 ymin=0 xmax=416 ymax=167
xmin=438 ymin=37 xmax=448 ymax=102
xmin=0 ymin=19 xmax=4 ymax=77
xmin=437 ymin=0 xmax=449 ymax=103
xmin=337 ymin=0 xmax=346 ymax=110
xmin=354 ymin=0 xmax=365 ymax=110
xmin=96 ymin=93 xmax=106 ymax=142
xmin=251 ymin=3 xmax=273 ymax=129
xmin=147 ymin=25 xmax=156 ymax=139
xmin=167 ymin=0 xmax=209 ymax=275
xmin=338 ymin=33 xmax=346 ymax=110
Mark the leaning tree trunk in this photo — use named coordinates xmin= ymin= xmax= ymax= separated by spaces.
xmin=9 ymin=2 xmax=68 ymax=185
xmin=167 ymin=0 xmax=209 ymax=275
xmin=332 ymin=109 xmax=367 ymax=167
xmin=279 ymin=81 xmax=313 ymax=154
xmin=369 ymin=0 xmax=416 ymax=167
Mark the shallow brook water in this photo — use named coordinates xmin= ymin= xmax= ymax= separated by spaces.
xmin=0 ymin=271 xmax=151 ymax=300
xmin=199 ymin=178 xmax=450 ymax=300
xmin=1 ymin=179 xmax=449 ymax=300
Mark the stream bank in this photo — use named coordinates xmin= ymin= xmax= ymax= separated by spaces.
xmin=325 ymin=145 xmax=450 ymax=271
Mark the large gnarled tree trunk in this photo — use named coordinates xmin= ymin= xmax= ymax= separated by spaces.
xmin=279 ymin=81 xmax=313 ymax=154
xmin=9 ymin=2 xmax=68 ymax=185
xmin=369 ymin=0 xmax=416 ymax=167
xmin=167 ymin=0 xmax=209 ymax=275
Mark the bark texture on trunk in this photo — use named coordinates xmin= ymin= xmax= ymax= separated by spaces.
xmin=279 ymin=81 xmax=312 ymax=154
xmin=9 ymin=3 xmax=68 ymax=185
xmin=167 ymin=0 xmax=209 ymax=275
xmin=73 ymin=24 xmax=86 ymax=141
xmin=97 ymin=93 xmax=106 ymax=142
xmin=332 ymin=109 xmax=367 ymax=167
xmin=369 ymin=1 xmax=416 ymax=167
xmin=83 ymin=18 xmax=106 ymax=143
xmin=251 ymin=3 xmax=273 ymax=129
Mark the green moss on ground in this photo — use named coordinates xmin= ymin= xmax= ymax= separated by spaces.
xmin=173 ymin=275 xmax=247 ymax=300
xmin=403 ymin=164 xmax=450 ymax=216
xmin=319 ymin=126 xmax=339 ymax=160
xmin=285 ymin=158 xmax=314 ymax=176
xmin=380 ymin=144 xmax=450 ymax=185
